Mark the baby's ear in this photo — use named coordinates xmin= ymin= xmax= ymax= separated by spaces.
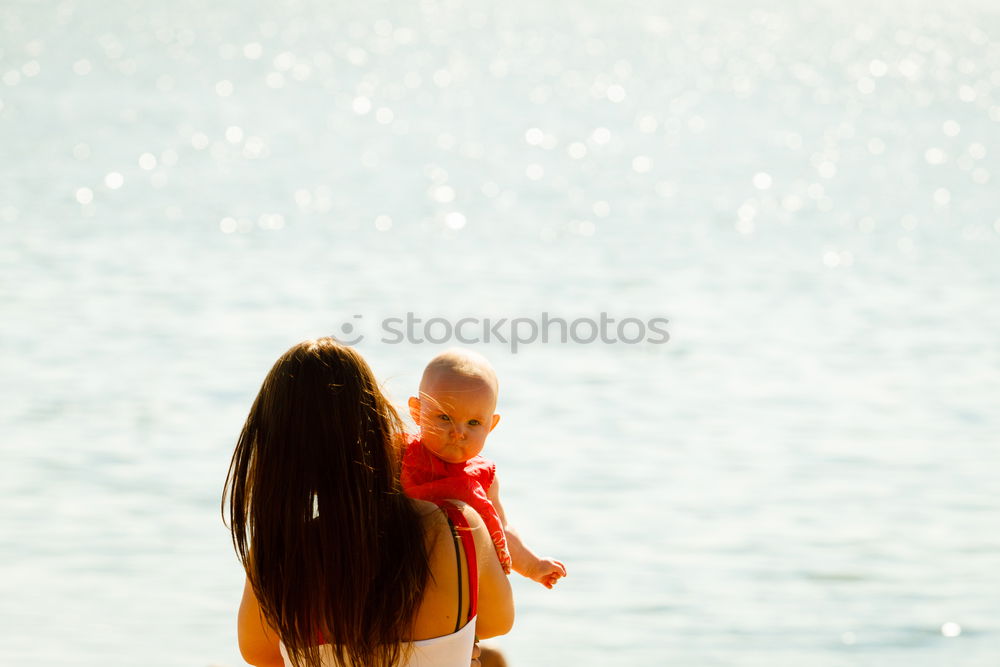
xmin=489 ymin=413 xmax=500 ymax=432
xmin=407 ymin=396 xmax=421 ymax=425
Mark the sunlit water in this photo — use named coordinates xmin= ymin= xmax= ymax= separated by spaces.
xmin=2 ymin=1 xmax=999 ymax=665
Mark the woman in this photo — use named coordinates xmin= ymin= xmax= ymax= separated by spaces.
xmin=223 ymin=338 xmax=514 ymax=667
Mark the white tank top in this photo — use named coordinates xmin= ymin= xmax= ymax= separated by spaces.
xmin=278 ymin=617 xmax=477 ymax=667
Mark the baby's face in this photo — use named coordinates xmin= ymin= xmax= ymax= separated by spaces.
xmin=410 ymin=374 xmax=499 ymax=464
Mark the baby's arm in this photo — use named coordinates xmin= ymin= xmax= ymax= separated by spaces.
xmin=488 ymin=475 xmax=566 ymax=589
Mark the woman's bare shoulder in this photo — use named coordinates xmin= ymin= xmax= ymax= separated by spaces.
xmin=449 ymin=500 xmax=487 ymax=533
xmin=410 ymin=498 xmax=478 ymax=521
xmin=409 ymin=497 xmax=444 ymax=516
xmin=409 ymin=498 xmax=452 ymax=543
xmin=408 ymin=498 xmax=490 ymax=550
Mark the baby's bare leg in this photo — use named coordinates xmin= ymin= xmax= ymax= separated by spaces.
xmin=479 ymin=646 xmax=508 ymax=667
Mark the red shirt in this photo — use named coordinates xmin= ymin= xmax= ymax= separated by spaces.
xmin=401 ymin=436 xmax=512 ymax=574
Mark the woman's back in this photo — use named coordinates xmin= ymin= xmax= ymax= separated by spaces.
xmin=411 ymin=498 xmax=516 ymax=649
xmin=409 ymin=501 xmax=475 ymax=641
xmin=277 ymin=500 xmax=486 ymax=667
xmin=270 ymin=500 xmax=510 ymax=667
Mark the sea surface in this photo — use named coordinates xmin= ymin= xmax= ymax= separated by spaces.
xmin=2 ymin=1 xmax=999 ymax=665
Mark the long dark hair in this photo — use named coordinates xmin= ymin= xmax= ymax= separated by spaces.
xmin=223 ymin=338 xmax=429 ymax=667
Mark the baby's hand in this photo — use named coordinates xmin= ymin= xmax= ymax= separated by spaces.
xmin=531 ymin=558 xmax=567 ymax=589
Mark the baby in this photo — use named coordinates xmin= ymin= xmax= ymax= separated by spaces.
xmin=402 ymin=348 xmax=566 ymax=588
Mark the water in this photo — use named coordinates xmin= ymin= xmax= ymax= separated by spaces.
xmin=2 ymin=1 xmax=999 ymax=664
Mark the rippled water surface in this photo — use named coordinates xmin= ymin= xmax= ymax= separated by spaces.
xmin=2 ymin=1 xmax=999 ymax=665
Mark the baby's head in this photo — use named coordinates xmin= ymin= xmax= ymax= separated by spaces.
xmin=408 ymin=348 xmax=500 ymax=464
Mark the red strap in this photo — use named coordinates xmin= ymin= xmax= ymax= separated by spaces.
xmin=436 ymin=502 xmax=478 ymax=621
